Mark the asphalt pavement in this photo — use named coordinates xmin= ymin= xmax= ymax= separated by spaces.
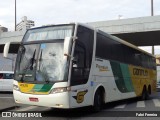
xmin=0 ymin=92 xmax=160 ymax=120
xmin=0 ymin=92 xmax=16 ymax=112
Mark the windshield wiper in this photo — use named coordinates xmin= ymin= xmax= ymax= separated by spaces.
xmin=19 ymin=49 xmax=36 ymax=82
xmin=29 ymin=49 xmax=36 ymax=70
xmin=39 ymin=50 xmax=42 ymax=70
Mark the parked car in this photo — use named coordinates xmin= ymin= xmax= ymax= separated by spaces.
xmin=0 ymin=71 xmax=14 ymax=92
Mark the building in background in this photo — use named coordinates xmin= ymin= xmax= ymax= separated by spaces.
xmin=0 ymin=25 xmax=8 ymax=33
xmin=16 ymin=16 xmax=35 ymax=31
xmin=1 ymin=15 xmax=160 ymax=71
xmin=0 ymin=16 xmax=35 ymax=71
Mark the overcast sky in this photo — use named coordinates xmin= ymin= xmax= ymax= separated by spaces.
xmin=1 ymin=0 xmax=160 ymax=54
xmin=1 ymin=0 xmax=160 ymax=31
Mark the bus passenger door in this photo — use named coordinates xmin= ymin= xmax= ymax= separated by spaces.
xmin=70 ymin=42 xmax=91 ymax=108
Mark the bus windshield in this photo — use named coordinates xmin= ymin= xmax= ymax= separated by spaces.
xmin=14 ymin=25 xmax=74 ymax=83
xmin=15 ymin=42 xmax=68 ymax=83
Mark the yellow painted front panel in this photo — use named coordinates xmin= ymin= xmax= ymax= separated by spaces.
xmin=18 ymin=83 xmax=35 ymax=92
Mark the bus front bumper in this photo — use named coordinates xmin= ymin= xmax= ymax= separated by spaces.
xmin=13 ymin=90 xmax=70 ymax=108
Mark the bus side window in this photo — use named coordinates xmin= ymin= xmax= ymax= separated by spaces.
xmin=71 ymin=42 xmax=88 ymax=86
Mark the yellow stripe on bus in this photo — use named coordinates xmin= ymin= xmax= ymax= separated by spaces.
xmin=18 ymin=83 xmax=35 ymax=93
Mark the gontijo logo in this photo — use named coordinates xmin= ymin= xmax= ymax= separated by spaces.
xmin=133 ymin=68 xmax=148 ymax=76
xmin=96 ymin=64 xmax=109 ymax=72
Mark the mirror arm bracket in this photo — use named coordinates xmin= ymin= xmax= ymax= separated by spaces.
xmin=72 ymin=36 xmax=78 ymax=42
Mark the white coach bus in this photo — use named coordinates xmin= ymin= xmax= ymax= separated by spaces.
xmin=4 ymin=23 xmax=156 ymax=111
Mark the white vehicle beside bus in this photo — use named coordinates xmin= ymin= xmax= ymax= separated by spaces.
xmin=3 ymin=23 xmax=156 ymax=111
xmin=0 ymin=71 xmax=14 ymax=92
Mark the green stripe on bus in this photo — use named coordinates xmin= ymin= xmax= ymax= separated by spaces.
xmin=32 ymin=84 xmax=44 ymax=92
xmin=120 ymin=63 xmax=134 ymax=92
xmin=110 ymin=61 xmax=134 ymax=93
xmin=31 ymin=84 xmax=53 ymax=92
xmin=38 ymin=84 xmax=53 ymax=92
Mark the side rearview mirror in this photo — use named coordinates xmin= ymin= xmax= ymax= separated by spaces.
xmin=3 ymin=42 xmax=20 ymax=59
xmin=64 ymin=37 xmax=73 ymax=57
xmin=3 ymin=42 xmax=11 ymax=58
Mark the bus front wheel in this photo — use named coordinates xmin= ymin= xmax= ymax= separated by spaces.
xmin=141 ymin=87 xmax=149 ymax=100
xmin=93 ymin=89 xmax=102 ymax=112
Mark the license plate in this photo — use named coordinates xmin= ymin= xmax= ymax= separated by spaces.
xmin=29 ymin=97 xmax=39 ymax=102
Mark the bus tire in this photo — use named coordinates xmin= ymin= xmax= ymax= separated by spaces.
xmin=148 ymin=85 xmax=151 ymax=95
xmin=93 ymin=89 xmax=102 ymax=112
xmin=141 ymin=87 xmax=149 ymax=100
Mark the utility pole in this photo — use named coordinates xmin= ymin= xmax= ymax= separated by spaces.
xmin=151 ymin=0 xmax=154 ymax=55
xmin=15 ymin=0 xmax=17 ymax=31
xmin=151 ymin=0 xmax=154 ymax=16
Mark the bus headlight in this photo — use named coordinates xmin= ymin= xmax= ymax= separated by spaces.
xmin=50 ymin=87 xmax=70 ymax=94
xmin=13 ymin=84 xmax=20 ymax=91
